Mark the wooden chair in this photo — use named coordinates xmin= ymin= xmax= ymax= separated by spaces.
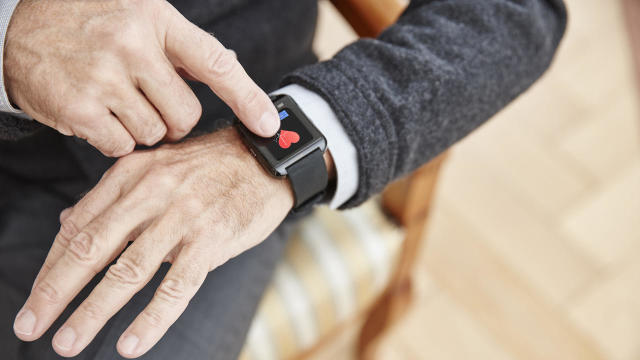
xmin=329 ymin=1 xmax=448 ymax=358
xmin=623 ymin=0 xmax=640 ymax=97
xmin=357 ymin=155 xmax=446 ymax=359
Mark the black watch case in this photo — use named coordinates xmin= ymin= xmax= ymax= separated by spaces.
xmin=236 ymin=95 xmax=327 ymax=177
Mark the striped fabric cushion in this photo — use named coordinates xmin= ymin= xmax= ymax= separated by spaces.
xmin=239 ymin=199 xmax=404 ymax=360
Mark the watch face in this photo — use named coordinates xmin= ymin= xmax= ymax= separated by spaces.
xmin=236 ymin=95 xmax=326 ymax=176
xmin=249 ymin=107 xmax=317 ymax=163
xmin=262 ymin=109 xmax=313 ymax=160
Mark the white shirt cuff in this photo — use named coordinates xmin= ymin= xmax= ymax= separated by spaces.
xmin=272 ymin=84 xmax=359 ymax=209
xmin=0 ymin=0 xmax=24 ymax=114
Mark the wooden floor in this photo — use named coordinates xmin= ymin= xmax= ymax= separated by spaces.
xmin=312 ymin=0 xmax=640 ymax=359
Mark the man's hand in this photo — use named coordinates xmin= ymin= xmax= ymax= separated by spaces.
xmin=4 ymin=0 xmax=280 ymax=157
xmin=12 ymin=128 xmax=303 ymax=358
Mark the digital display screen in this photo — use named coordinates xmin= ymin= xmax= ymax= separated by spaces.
xmin=256 ymin=108 xmax=313 ymax=161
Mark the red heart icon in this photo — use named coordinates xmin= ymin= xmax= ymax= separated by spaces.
xmin=278 ymin=130 xmax=300 ymax=149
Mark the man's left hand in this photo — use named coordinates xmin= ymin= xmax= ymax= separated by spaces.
xmin=13 ymin=128 xmax=297 ymax=358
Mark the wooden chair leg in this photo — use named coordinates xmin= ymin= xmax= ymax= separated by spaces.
xmin=355 ymin=260 xmax=415 ymax=360
xmin=356 ymin=154 xmax=448 ymax=360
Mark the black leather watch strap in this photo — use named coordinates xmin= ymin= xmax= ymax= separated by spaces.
xmin=286 ymin=148 xmax=328 ymax=209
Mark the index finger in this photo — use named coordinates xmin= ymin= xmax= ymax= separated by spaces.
xmin=163 ymin=10 xmax=280 ymax=137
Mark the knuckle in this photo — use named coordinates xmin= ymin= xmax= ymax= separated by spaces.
xmin=38 ymin=263 xmax=53 ymax=279
xmin=139 ymin=123 xmax=167 ymax=146
xmin=58 ymin=220 xmax=80 ymax=246
xmin=172 ymin=101 xmax=201 ymax=135
xmin=105 ymin=256 xmax=147 ymax=286
xmin=186 ymin=99 xmax=203 ymax=123
xmin=170 ymin=122 xmax=194 ymax=138
xmin=108 ymin=25 xmax=143 ymax=56
xmin=90 ymin=65 xmax=120 ymax=89
xmin=87 ymin=134 xmax=135 ymax=157
xmin=155 ymin=278 xmax=186 ymax=305
xmin=32 ymin=280 xmax=61 ymax=305
xmin=67 ymin=232 xmax=101 ymax=266
xmin=78 ymin=300 xmax=107 ymax=321
xmin=58 ymin=102 xmax=97 ymax=123
xmin=145 ymin=168 xmax=179 ymax=190
xmin=207 ymin=48 xmax=237 ymax=78
xmin=139 ymin=308 xmax=164 ymax=328
xmin=117 ymin=137 xmax=137 ymax=155
xmin=115 ymin=38 xmax=139 ymax=55
xmin=101 ymin=136 xmax=135 ymax=158
xmin=150 ymin=64 xmax=177 ymax=89
xmin=181 ymin=197 xmax=206 ymax=217
xmin=126 ymin=181 xmax=153 ymax=203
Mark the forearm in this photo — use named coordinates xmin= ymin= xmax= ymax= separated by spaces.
xmin=284 ymin=0 xmax=567 ymax=208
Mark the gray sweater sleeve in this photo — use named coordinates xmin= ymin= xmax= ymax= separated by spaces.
xmin=283 ymin=0 xmax=567 ymax=209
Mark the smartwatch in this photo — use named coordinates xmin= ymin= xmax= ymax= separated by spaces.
xmin=235 ymin=94 xmax=328 ymax=210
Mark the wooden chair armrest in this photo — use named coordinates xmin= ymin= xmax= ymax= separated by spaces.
xmin=330 ymin=0 xmax=407 ymax=37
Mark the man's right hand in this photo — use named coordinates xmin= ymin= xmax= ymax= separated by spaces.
xmin=3 ymin=0 xmax=280 ymax=157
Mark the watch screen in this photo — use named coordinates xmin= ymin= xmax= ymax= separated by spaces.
xmin=260 ymin=109 xmax=313 ymax=161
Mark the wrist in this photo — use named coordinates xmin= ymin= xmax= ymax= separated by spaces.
xmin=228 ymin=125 xmax=335 ymax=211
xmin=221 ymin=127 xmax=296 ymax=209
xmin=1 ymin=0 xmax=25 ymax=113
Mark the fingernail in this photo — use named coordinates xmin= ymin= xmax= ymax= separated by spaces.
xmin=120 ymin=334 xmax=140 ymax=355
xmin=259 ymin=111 xmax=279 ymax=136
xmin=54 ymin=327 xmax=77 ymax=351
xmin=14 ymin=308 xmax=36 ymax=336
